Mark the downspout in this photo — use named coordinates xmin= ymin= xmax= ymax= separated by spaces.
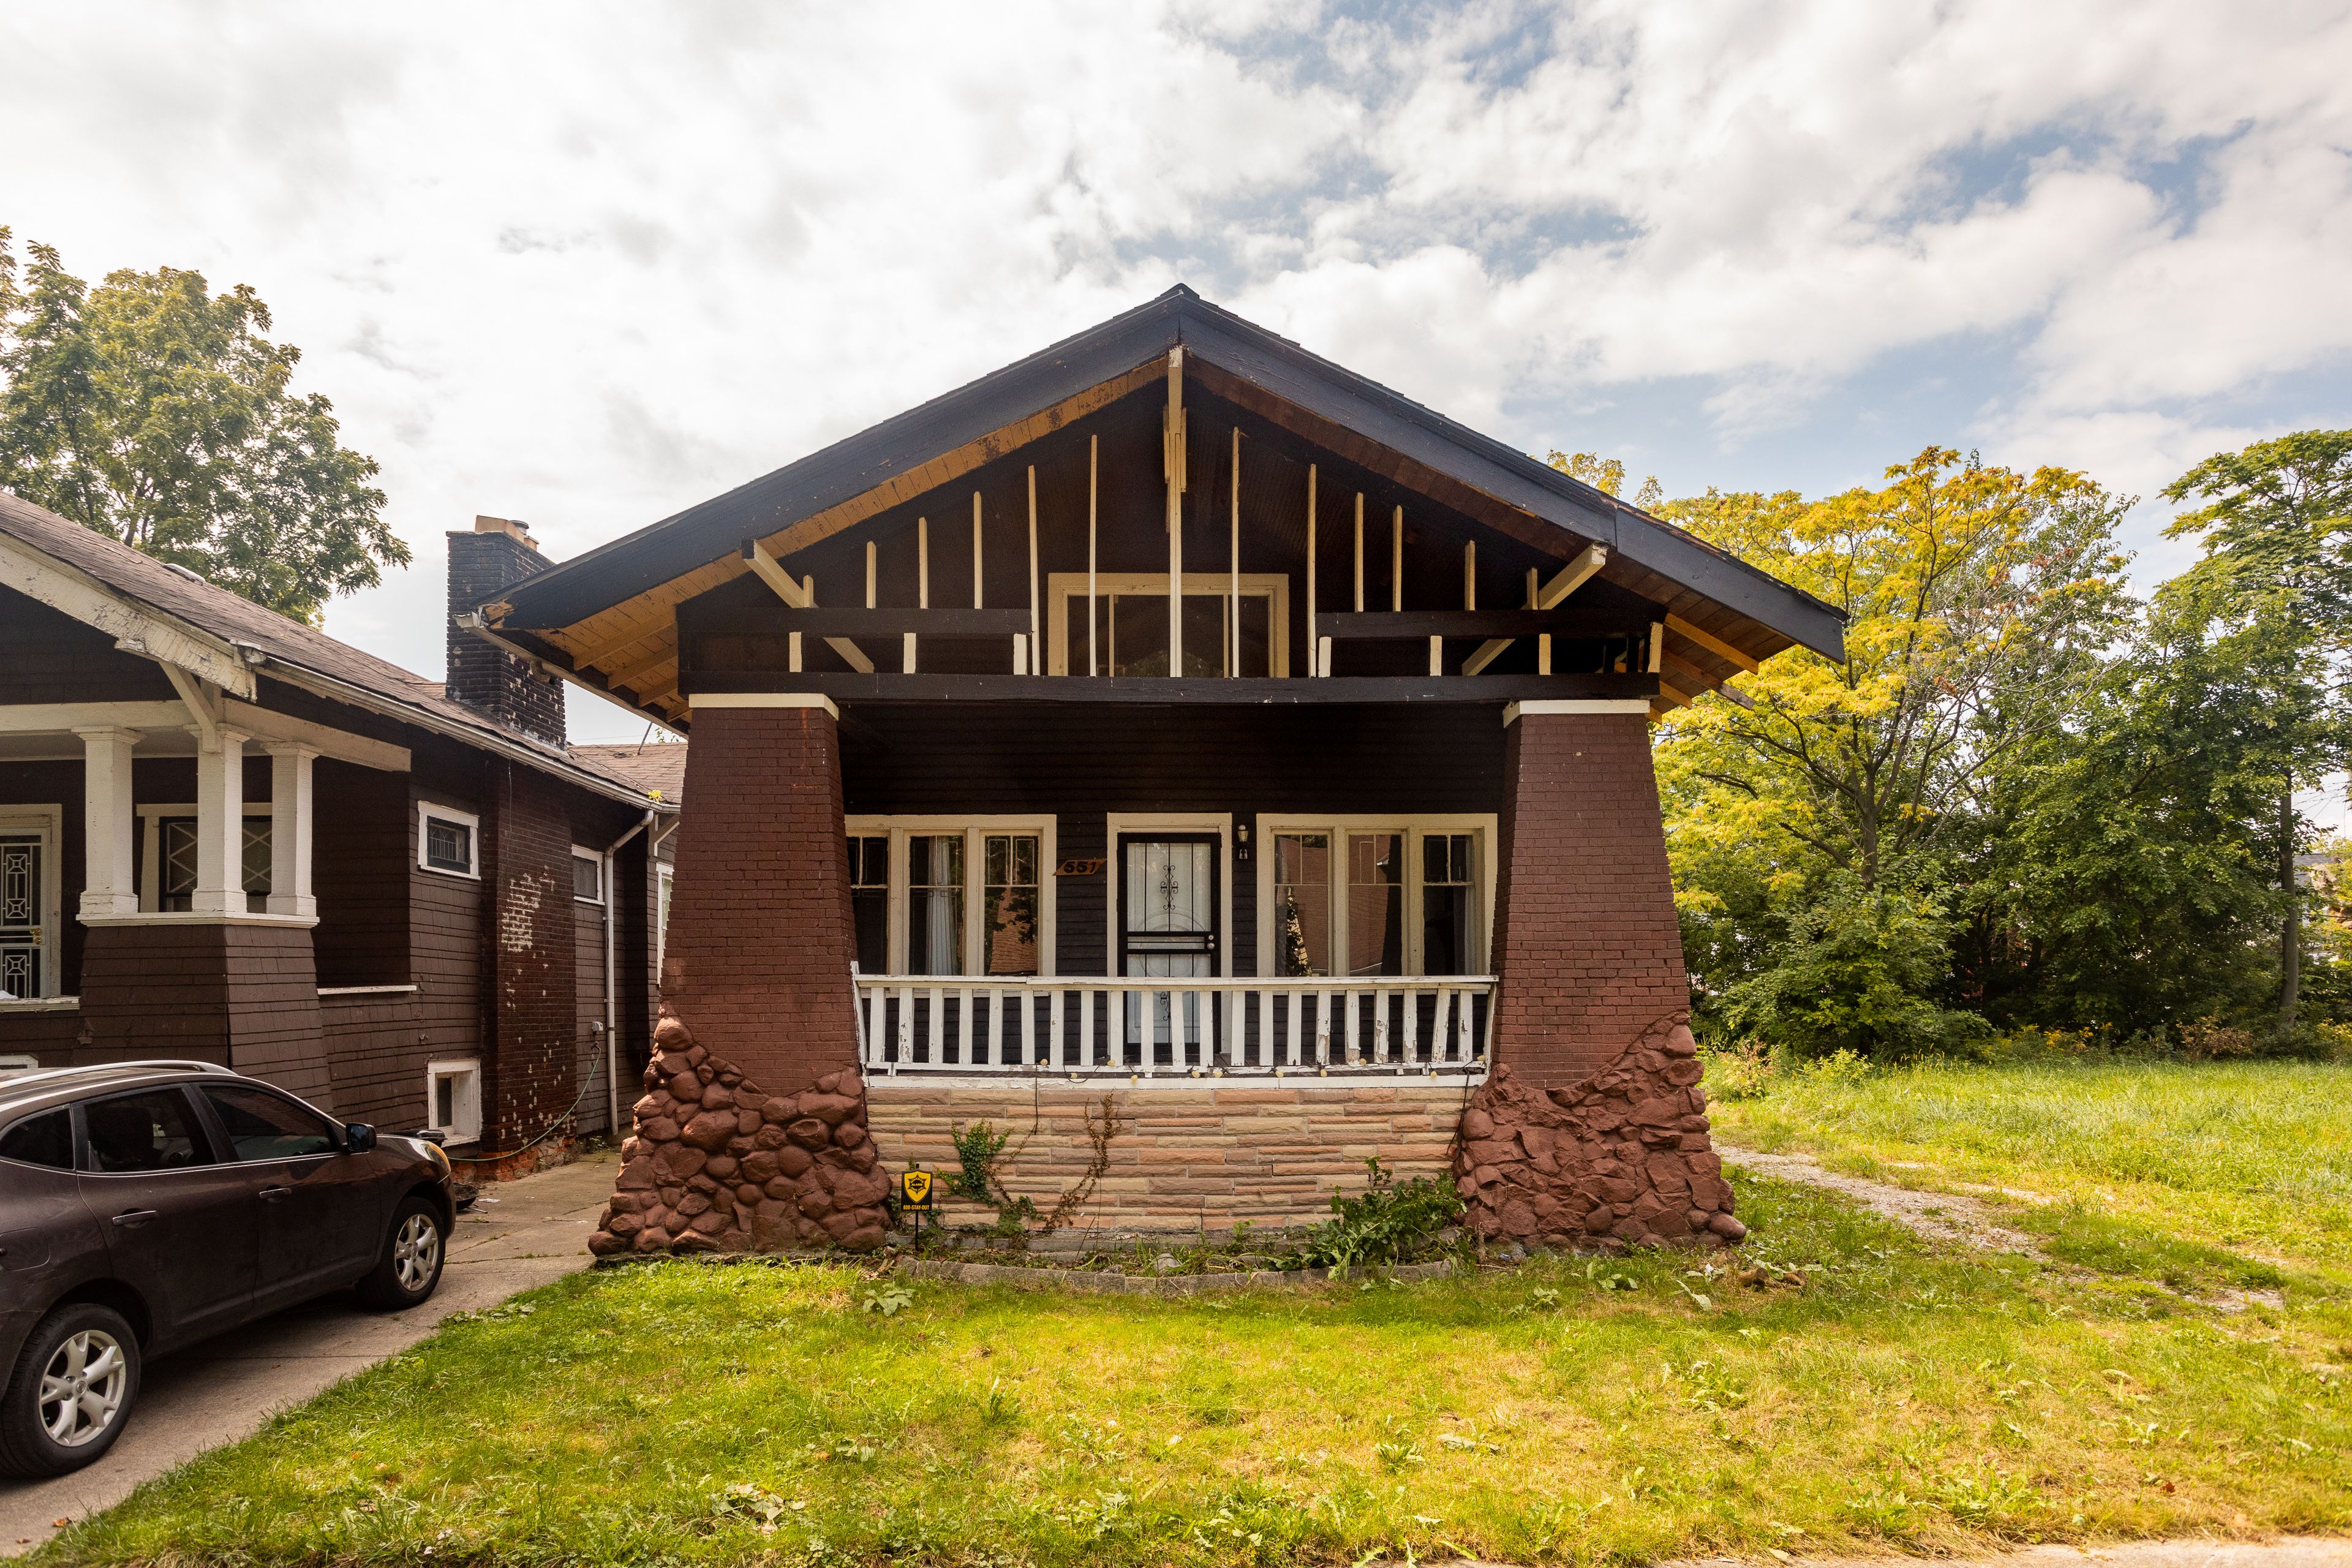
xmin=602 ymin=810 xmax=655 ymax=1139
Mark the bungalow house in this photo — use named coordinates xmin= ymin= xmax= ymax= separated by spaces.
xmin=470 ymin=287 xmax=1844 ymax=1251
xmin=0 ymin=500 xmax=679 ymax=1167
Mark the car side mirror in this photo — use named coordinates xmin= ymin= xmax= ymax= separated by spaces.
xmin=344 ymin=1123 xmax=377 ymax=1153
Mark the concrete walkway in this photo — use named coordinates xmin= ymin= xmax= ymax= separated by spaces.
xmin=0 ymin=1151 xmax=616 ymax=1558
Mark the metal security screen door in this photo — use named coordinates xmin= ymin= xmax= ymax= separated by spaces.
xmin=0 ymin=834 xmax=42 ymax=1000
xmin=1120 ymin=836 xmax=1219 ymax=1058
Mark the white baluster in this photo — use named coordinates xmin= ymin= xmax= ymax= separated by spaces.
xmin=1047 ymin=988 xmax=1064 ymax=1067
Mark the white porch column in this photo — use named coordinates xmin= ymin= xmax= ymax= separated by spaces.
xmin=192 ymin=726 xmax=250 ymax=916
xmin=74 ymin=725 xmax=142 ymax=918
xmin=263 ymin=742 xmax=317 ymax=919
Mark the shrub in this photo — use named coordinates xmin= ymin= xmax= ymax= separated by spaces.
xmin=1284 ymin=1157 xmax=1463 ymax=1273
xmin=1698 ymin=1039 xmax=1774 ymax=1099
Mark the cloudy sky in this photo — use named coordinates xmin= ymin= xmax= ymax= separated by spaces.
xmin=4 ymin=0 xmax=2349 ymax=744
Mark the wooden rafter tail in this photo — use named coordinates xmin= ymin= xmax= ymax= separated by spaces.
xmin=1665 ymin=612 xmax=1762 ymax=673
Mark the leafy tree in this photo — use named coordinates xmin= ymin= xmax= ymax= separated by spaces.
xmin=0 ymin=228 xmax=404 ymax=624
xmin=2160 ymin=432 xmax=2352 ymax=1026
xmin=1654 ymin=449 xmax=2131 ymax=1056
xmin=1546 ymin=449 xmax=1663 ymax=510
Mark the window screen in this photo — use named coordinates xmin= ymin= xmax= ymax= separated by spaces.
xmin=573 ymin=853 xmax=601 ymax=902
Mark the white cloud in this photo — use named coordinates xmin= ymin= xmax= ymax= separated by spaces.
xmin=2 ymin=0 xmax=2348 ymax=736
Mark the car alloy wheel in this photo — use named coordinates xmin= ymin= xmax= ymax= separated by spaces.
xmin=39 ymin=1329 xmax=128 ymax=1449
xmin=392 ymin=1212 xmax=442 ymax=1294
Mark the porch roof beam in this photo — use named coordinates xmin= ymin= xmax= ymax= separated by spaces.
xmin=684 ymin=672 xmax=1657 ymax=706
xmin=1461 ymin=545 xmax=1609 ymax=676
xmin=741 ymin=539 xmax=876 ymax=673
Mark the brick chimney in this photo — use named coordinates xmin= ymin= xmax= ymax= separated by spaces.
xmin=447 ymin=516 xmax=566 ymax=746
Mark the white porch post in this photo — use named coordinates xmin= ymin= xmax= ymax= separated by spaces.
xmin=263 ymin=742 xmax=317 ymax=919
xmin=74 ymin=725 xmax=142 ymax=918
xmin=192 ymin=726 xmax=249 ymax=915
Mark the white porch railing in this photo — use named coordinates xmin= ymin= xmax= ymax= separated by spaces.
xmin=856 ymin=974 xmax=1492 ymax=1079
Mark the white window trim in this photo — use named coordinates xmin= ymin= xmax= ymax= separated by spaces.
xmin=1252 ymin=813 xmax=1498 ymax=979
xmin=844 ymin=815 xmax=1057 ymax=979
xmin=1104 ymin=812 xmax=1232 ymax=980
xmin=571 ymin=845 xmax=603 ymax=905
xmin=135 ymin=802 xmax=271 ymax=914
xmin=1044 ymin=572 xmax=1291 ymax=677
xmin=417 ymin=802 xmax=480 ymax=880
xmin=424 ymin=1057 xmax=483 ymax=1145
xmin=656 ymin=862 xmax=674 ymax=966
xmin=0 ymin=805 xmax=64 ymax=1003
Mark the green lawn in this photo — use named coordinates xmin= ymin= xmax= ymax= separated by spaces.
xmin=42 ymin=1148 xmax=2352 ymax=1568
xmin=1708 ymin=1058 xmax=2352 ymax=1294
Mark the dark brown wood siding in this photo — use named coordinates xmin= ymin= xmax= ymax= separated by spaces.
xmin=312 ymin=760 xmax=411 ymax=988
xmin=839 ymin=701 xmax=1506 ymax=977
xmin=0 ymin=593 xmax=180 ymax=703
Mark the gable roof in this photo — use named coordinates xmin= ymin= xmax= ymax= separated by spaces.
xmin=0 ymin=489 xmax=677 ymax=810
xmin=491 ymin=286 xmax=1844 ymax=662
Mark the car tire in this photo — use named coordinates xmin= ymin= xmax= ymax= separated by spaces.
xmin=0 ymin=1302 xmax=142 ymax=1478
xmin=356 ymin=1197 xmax=448 ymax=1311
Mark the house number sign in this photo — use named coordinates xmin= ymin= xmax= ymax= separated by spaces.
xmin=1054 ymin=858 xmax=1107 ymax=878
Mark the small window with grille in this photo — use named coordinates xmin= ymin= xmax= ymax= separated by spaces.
xmin=418 ymin=804 xmax=479 ymax=878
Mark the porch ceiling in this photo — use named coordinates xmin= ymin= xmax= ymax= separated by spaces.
xmin=480 ymin=287 xmax=1845 ymax=729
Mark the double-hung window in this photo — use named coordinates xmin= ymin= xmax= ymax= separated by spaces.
xmin=1257 ymin=816 xmax=1494 ymax=978
xmin=137 ymin=805 xmax=270 ymax=913
xmin=843 ymin=818 xmax=1055 ymax=978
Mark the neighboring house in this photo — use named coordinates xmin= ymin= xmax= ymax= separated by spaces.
xmin=472 ymin=287 xmax=1845 ymax=1251
xmin=0 ymin=501 xmax=679 ymax=1164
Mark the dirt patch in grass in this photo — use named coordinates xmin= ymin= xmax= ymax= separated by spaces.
xmin=1717 ymin=1145 xmax=2045 ymax=1254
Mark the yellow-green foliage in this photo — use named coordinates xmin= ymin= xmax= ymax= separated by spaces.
xmin=43 ymin=1163 xmax=2349 ymax=1568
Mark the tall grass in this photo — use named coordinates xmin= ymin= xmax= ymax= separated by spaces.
xmin=1711 ymin=1058 xmax=2352 ymax=1283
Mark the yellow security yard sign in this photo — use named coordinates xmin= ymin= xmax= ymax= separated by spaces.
xmin=899 ymin=1169 xmax=933 ymax=1210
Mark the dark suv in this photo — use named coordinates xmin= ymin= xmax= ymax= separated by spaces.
xmin=0 ymin=1061 xmax=455 ymax=1477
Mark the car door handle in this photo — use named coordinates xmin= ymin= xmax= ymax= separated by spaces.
xmin=258 ymin=1186 xmax=292 ymax=1203
xmin=111 ymin=1210 xmax=159 ymax=1228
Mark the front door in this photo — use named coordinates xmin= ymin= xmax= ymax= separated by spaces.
xmin=0 ymin=832 xmax=42 ymax=1000
xmin=1120 ymin=835 xmax=1219 ymax=1062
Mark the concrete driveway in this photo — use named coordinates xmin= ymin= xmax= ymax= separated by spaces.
xmin=0 ymin=1150 xmax=616 ymax=1558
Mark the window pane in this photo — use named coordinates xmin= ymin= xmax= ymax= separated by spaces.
xmin=983 ymin=834 xmax=1040 ymax=976
xmin=83 ymin=1089 xmax=213 ymax=1172
xmin=1180 ymin=595 xmax=1224 ymax=677
xmin=242 ymin=818 xmax=271 ymax=897
xmin=1272 ymin=834 xmax=1331 ymax=977
xmin=573 ymin=854 xmax=601 ymax=901
xmin=0 ymin=1109 xmax=72 ymax=1170
xmin=161 ymin=818 xmax=198 ymax=910
xmin=425 ymin=816 xmax=472 ymax=873
xmin=1422 ymin=833 xmax=1476 ymax=976
xmin=906 ymin=834 xmax=965 ymax=976
xmin=202 ymin=1085 xmax=337 ymax=1161
xmin=1109 ymin=593 xmax=1169 ymax=678
xmin=848 ymin=835 xmax=889 ymax=976
xmin=1346 ymin=832 xmax=1404 ymax=977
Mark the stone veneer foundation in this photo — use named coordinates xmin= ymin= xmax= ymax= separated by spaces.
xmin=589 ymin=1012 xmax=891 ymax=1254
xmin=865 ymin=1081 xmax=1472 ymax=1231
xmin=1455 ymin=1019 xmax=1744 ymax=1248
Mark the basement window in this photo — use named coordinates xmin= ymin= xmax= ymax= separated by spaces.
xmin=573 ymin=848 xmax=603 ymax=903
xmin=418 ymin=804 xmax=479 ymax=878
xmin=425 ymin=1059 xmax=483 ymax=1145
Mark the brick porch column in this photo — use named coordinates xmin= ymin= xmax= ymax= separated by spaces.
xmin=661 ymin=695 xmax=861 ymax=1090
xmin=1489 ymin=699 xmax=1689 ymax=1085
xmin=593 ymin=694 xmax=888 ymax=1256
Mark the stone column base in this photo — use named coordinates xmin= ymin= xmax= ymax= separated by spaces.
xmin=1453 ymin=1019 xmax=1746 ymax=1249
xmin=589 ymin=1011 xmax=891 ymax=1255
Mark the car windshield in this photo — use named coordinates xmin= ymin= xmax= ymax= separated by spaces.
xmin=202 ymin=1085 xmax=337 ymax=1160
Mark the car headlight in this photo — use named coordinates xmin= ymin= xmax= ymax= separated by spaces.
xmin=417 ymin=1139 xmax=451 ymax=1177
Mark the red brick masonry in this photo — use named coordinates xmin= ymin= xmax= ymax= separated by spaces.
xmin=589 ymin=1010 xmax=891 ymax=1254
xmin=1454 ymin=1018 xmax=1743 ymax=1248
